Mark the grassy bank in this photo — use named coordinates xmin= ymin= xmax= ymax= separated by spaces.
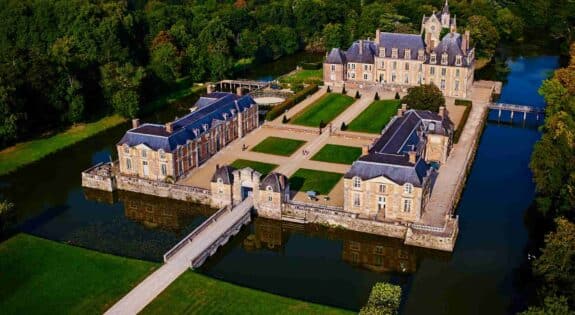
xmin=142 ymin=270 xmax=351 ymax=315
xmin=347 ymin=99 xmax=401 ymax=134
xmin=291 ymin=94 xmax=355 ymax=127
xmin=279 ymin=69 xmax=323 ymax=84
xmin=0 ymin=234 xmax=157 ymax=315
xmin=0 ymin=115 xmax=126 ymax=176
xmin=0 ymin=82 xmax=205 ymax=176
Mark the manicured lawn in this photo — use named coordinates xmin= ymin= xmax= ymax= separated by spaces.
xmin=142 ymin=270 xmax=351 ymax=315
xmin=289 ymin=169 xmax=343 ymax=195
xmin=0 ymin=234 xmax=157 ymax=315
xmin=280 ymin=69 xmax=323 ymax=84
xmin=290 ymin=94 xmax=355 ymax=127
xmin=347 ymin=99 xmax=401 ymax=134
xmin=251 ymin=136 xmax=306 ymax=156
xmin=230 ymin=159 xmax=278 ymax=176
xmin=0 ymin=115 xmax=127 ymax=176
xmin=311 ymin=144 xmax=362 ymax=165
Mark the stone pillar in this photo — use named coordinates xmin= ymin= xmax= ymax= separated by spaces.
xmin=132 ymin=118 xmax=140 ymax=129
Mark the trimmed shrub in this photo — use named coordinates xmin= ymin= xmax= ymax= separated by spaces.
xmin=327 ymin=86 xmax=331 ymax=93
xmin=454 ymin=99 xmax=472 ymax=106
xmin=400 ymin=84 xmax=445 ymax=112
xmin=359 ymin=282 xmax=402 ymax=315
xmin=292 ymin=83 xmax=304 ymax=93
xmin=319 ymin=120 xmax=326 ymax=129
xmin=394 ymin=92 xmax=400 ymax=99
xmin=265 ymin=84 xmax=319 ymax=121
xmin=282 ymin=115 xmax=289 ymax=124
xmin=374 ymin=92 xmax=380 ymax=101
xmin=355 ymin=91 xmax=361 ymax=99
xmin=342 ymin=85 xmax=347 ymax=94
xmin=454 ymin=101 xmax=473 ymax=143
xmin=299 ymin=62 xmax=322 ymax=70
xmin=340 ymin=122 xmax=347 ymax=131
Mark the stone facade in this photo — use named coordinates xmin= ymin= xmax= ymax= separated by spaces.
xmin=324 ymin=0 xmax=475 ymax=98
xmin=117 ymin=92 xmax=258 ymax=181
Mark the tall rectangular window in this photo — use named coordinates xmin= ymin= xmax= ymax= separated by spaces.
xmin=378 ymin=196 xmax=386 ymax=211
xmin=353 ymin=193 xmax=361 ymax=207
xmin=441 ymin=68 xmax=446 ymax=77
xmin=331 ymin=64 xmax=335 ymax=71
xmin=430 ymin=67 xmax=435 ymax=75
xmin=126 ymin=158 xmax=132 ymax=170
xmin=160 ymin=164 xmax=167 ymax=176
xmin=403 ymin=199 xmax=412 ymax=212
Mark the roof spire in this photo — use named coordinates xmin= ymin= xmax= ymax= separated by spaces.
xmin=442 ymin=0 xmax=449 ymax=15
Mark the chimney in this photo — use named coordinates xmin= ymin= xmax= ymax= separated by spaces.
xmin=132 ymin=118 xmax=140 ymax=129
xmin=359 ymin=40 xmax=363 ymax=55
xmin=362 ymin=145 xmax=369 ymax=156
xmin=408 ymin=151 xmax=417 ymax=164
xmin=375 ymin=29 xmax=381 ymax=45
xmin=236 ymin=86 xmax=243 ymax=96
xmin=461 ymin=31 xmax=469 ymax=55
xmin=402 ymin=103 xmax=407 ymax=112
xmin=165 ymin=122 xmax=173 ymax=133
xmin=439 ymin=106 xmax=446 ymax=118
xmin=206 ymin=84 xmax=214 ymax=94
xmin=397 ymin=107 xmax=403 ymax=117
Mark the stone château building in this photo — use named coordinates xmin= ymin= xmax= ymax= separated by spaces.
xmin=116 ymin=92 xmax=258 ymax=181
xmin=343 ymin=105 xmax=453 ymax=223
xmin=323 ymin=0 xmax=475 ymax=98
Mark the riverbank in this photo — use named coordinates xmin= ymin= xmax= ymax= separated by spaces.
xmin=0 ymin=83 xmax=205 ymax=176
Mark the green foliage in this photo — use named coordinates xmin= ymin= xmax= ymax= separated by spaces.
xmin=265 ymin=84 xmax=319 ymax=121
xmin=440 ymin=27 xmax=450 ymax=40
xmin=348 ymin=100 xmax=401 ymax=134
xmin=311 ymin=144 xmax=362 ymax=165
xmin=466 ymin=15 xmax=500 ymax=59
xmin=340 ymin=122 xmax=347 ymax=130
xmin=355 ymin=91 xmax=361 ymax=99
xmin=289 ymin=169 xmax=343 ymax=195
xmin=401 ymin=84 xmax=445 ymax=112
xmin=360 ymin=282 xmax=402 ymax=315
xmin=112 ymin=90 xmax=139 ymax=118
xmin=374 ymin=92 xmax=379 ymax=101
xmin=282 ymin=115 xmax=289 ymax=124
xmin=454 ymin=99 xmax=473 ymax=106
xmin=496 ymin=8 xmax=525 ymax=40
xmin=520 ymin=296 xmax=572 ymax=315
xmin=394 ymin=92 xmax=400 ymax=100
xmin=0 ymin=198 xmax=14 ymax=233
xmin=290 ymin=94 xmax=354 ymax=127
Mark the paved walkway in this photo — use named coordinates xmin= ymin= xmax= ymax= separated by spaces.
xmin=420 ymin=84 xmax=493 ymax=227
xmin=105 ymin=197 xmax=254 ymax=315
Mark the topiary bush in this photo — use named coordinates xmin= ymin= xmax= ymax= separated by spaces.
xmin=342 ymin=85 xmax=347 ymax=94
xmin=327 ymin=86 xmax=331 ymax=93
xmin=374 ymin=92 xmax=380 ymax=100
xmin=400 ymin=84 xmax=445 ymax=112
xmin=340 ymin=122 xmax=347 ymax=131
xmin=282 ymin=115 xmax=289 ymax=124
xmin=359 ymin=282 xmax=402 ymax=315
xmin=355 ymin=91 xmax=361 ymax=99
xmin=394 ymin=92 xmax=400 ymax=100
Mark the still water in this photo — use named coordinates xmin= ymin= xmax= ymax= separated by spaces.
xmin=0 ymin=55 xmax=559 ymax=313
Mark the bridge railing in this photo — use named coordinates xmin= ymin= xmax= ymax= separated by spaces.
xmin=489 ymin=102 xmax=545 ymax=114
xmin=163 ymin=205 xmax=229 ymax=262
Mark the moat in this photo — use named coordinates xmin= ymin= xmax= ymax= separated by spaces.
xmin=0 ymin=53 xmax=559 ymax=313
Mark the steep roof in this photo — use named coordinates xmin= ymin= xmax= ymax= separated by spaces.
xmin=378 ymin=33 xmax=425 ymax=60
xmin=344 ymin=159 xmax=429 ymax=187
xmin=326 ymin=48 xmax=347 ymax=64
xmin=260 ymin=172 xmax=289 ymax=192
xmin=430 ymin=32 xmax=472 ymax=66
xmin=211 ymin=165 xmax=236 ymax=185
xmin=345 ymin=40 xmax=377 ymax=63
xmin=118 ymin=92 xmax=256 ymax=152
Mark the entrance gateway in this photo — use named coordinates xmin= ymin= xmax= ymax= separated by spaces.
xmin=241 ymin=186 xmax=253 ymax=200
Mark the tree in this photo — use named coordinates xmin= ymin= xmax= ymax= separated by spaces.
xmin=440 ymin=27 xmax=450 ymax=40
xmin=66 ymin=80 xmax=84 ymax=124
xmin=520 ymin=296 xmax=571 ymax=315
xmin=101 ymin=63 xmax=146 ymax=118
xmin=401 ymin=84 xmax=445 ymax=112
xmin=533 ymin=218 xmax=575 ymax=302
xmin=323 ymin=23 xmax=345 ymax=51
xmin=112 ymin=89 xmax=139 ymax=118
xmin=496 ymin=8 xmax=525 ymax=41
xmin=466 ymin=15 xmax=500 ymax=59
xmin=150 ymin=41 xmax=181 ymax=82
xmin=0 ymin=198 xmax=14 ymax=233
xmin=360 ymin=282 xmax=402 ymax=315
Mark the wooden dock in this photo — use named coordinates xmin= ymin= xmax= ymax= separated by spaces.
xmin=105 ymin=196 xmax=253 ymax=315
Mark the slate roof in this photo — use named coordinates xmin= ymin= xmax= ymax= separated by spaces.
xmin=260 ymin=172 xmax=289 ymax=193
xmin=345 ymin=40 xmax=377 ymax=64
xmin=211 ymin=165 xmax=236 ymax=185
xmin=118 ymin=92 xmax=256 ymax=152
xmin=326 ymin=48 xmax=347 ymax=64
xmin=430 ymin=32 xmax=472 ymax=66
xmin=378 ymin=33 xmax=426 ymax=60
xmin=345 ymin=109 xmax=453 ymax=186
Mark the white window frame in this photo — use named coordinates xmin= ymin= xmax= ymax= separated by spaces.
xmin=353 ymin=177 xmax=361 ymax=189
xmin=403 ymin=199 xmax=412 ymax=212
xmin=404 ymin=183 xmax=413 ymax=194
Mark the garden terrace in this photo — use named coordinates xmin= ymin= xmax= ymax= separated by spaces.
xmin=311 ymin=144 xmax=362 ymax=165
xmin=347 ymin=100 xmax=401 ymax=134
xmin=290 ymin=94 xmax=355 ymax=127
xmin=251 ymin=137 xmax=307 ymax=157
xmin=289 ymin=169 xmax=344 ymax=195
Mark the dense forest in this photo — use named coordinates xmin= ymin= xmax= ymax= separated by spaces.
xmin=523 ymin=44 xmax=575 ymax=314
xmin=0 ymin=0 xmax=573 ymax=148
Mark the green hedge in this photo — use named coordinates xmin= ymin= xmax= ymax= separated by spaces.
xmin=265 ymin=84 xmax=319 ymax=121
xmin=454 ymin=101 xmax=473 ymax=143
xmin=454 ymin=99 xmax=472 ymax=106
xmin=299 ymin=62 xmax=322 ymax=70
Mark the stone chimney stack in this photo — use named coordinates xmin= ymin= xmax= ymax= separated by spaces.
xmin=397 ymin=107 xmax=403 ymax=117
xmin=236 ymin=86 xmax=243 ymax=96
xmin=402 ymin=103 xmax=407 ymax=112
xmin=462 ymin=30 xmax=469 ymax=55
xmin=439 ymin=106 xmax=446 ymax=118
xmin=375 ymin=29 xmax=381 ymax=45
xmin=206 ymin=84 xmax=214 ymax=94
xmin=362 ymin=145 xmax=369 ymax=156
xmin=408 ymin=151 xmax=417 ymax=164
xmin=165 ymin=122 xmax=174 ymax=133
xmin=359 ymin=40 xmax=363 ymax=55
xmin=132 ymin=118 xmax=140 ymax=129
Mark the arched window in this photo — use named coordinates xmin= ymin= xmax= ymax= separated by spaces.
xmin=158 ymin=149 xmax=165 ymax=159
xmin=266 ymin=185 xmax=273 ymax=191
xmin=123 ymin=144 xmax=130 ymax=154
xmin=353 ymin=177 xmax=361 ymax=189
xmin=404 ymin=183 xmax=413 ymax=194
xmin=217 ymin=178 xmax=223 ymax=184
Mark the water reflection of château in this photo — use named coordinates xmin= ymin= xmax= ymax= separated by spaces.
xmin=244 ymin=217 xmax=450 ymax=274
xmin=83 ymin=188 xmax=215 ymax=233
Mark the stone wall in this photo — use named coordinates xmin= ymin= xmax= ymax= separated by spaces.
xmin=116 ymin=174 xmax=211 ymax=205
xmin=82 ymin=163 xmax=116 ymax=192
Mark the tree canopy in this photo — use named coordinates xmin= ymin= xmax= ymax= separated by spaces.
xmin=401 ymin=84 xmax=445 ymax=112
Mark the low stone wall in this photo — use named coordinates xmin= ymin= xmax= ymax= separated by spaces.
xmin=262 ymin=123 xmax=320 ymax=135
xmin=404 ymin=217 xmax=459 ymax=252
xmin=116 ymin=175 xmax=211 ymax=205
xmin=81 ymin=163 xmax=116 ymax=192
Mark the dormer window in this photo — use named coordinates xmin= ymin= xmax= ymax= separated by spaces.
xmin=123 ymin=145 xmax=130 ymax=154
xmin=379 ymin=47 xmax=386 ymax=57
xmin=418 ymin=49 xmax=425 ymax=61
xmin=455 ymin=55 xmax=462 ymax=66
xmin=430 ymin=53 xmax=437 ymax=64
xmin=391 ymin=48 xmax=398 ymax=59
xmin=141 ymin=150 xmax=147 ymax=158
xmin=404 ymin=49 xmax=411 ymax=59
xmin=404 ymin=183 xmax=413 ymax=194
xmin=441 ymin=53 xmax=448 ymax=65
xmin=353 ymin=176 xmax=361 ymax=189
xmin=217 ymin=178 xmax=223 ymax=184
xmin=266 ymin=185 xmax=273 ymax=191
xmin=159 ymin=149 xmax=165 ymax=159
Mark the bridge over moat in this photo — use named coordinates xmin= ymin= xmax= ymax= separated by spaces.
xmin=105 ymin=196 xmax=253 ymax=315
xmin=488 ymin=102 xmax=545 ymax=122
